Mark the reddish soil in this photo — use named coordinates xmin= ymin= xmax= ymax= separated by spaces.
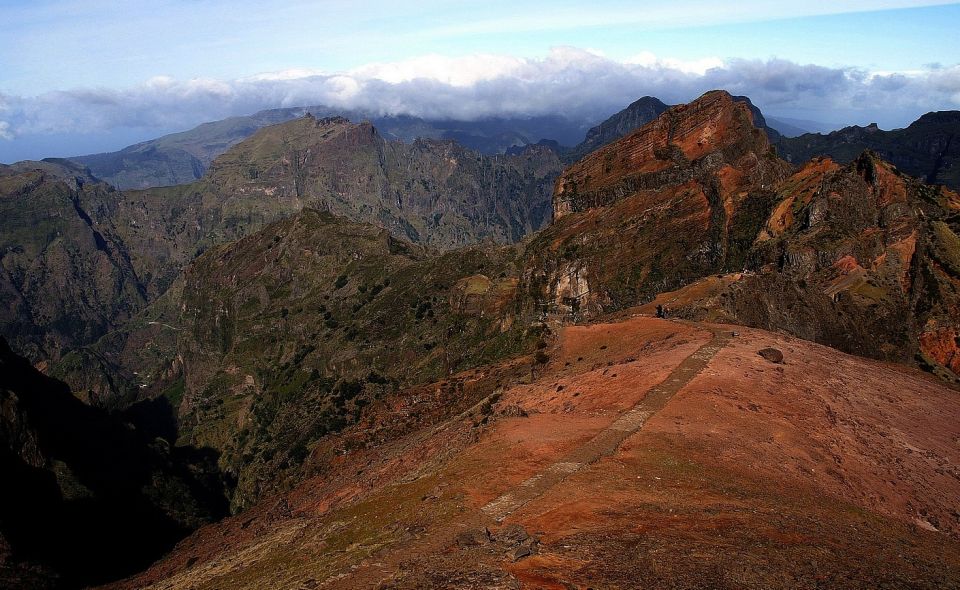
xmin=105 ymin=316 xmax=960 ymax=590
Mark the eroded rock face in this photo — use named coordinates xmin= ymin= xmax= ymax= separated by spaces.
xmin=554 ymin=90 xmax=789 ymax=220
xmin=640 ymin=151 xmax=960 ymax=378
xmin=521 ymin=90 xmax=792 ymax=318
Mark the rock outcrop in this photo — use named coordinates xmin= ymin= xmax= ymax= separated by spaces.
xmin=523 ymin=90 xmax=791 ymax=317
xmin=640 ymin=151 xmax=960 ymax=378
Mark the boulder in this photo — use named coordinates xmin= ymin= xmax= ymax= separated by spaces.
xmin=758 ymin=347 xmax=784 ymax=363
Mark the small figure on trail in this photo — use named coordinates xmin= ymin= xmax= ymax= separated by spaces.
xmin=656 ymin=304 xmax=666 ymax=319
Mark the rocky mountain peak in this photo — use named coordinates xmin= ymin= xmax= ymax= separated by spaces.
xmin=553 ymin=89 xmax=788 ymax=219
xmin=569 ymin=96 xmax=670 ymax=160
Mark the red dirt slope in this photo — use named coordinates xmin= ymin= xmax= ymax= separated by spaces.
xmin=104 ymin=316 xmax=960 ymax=590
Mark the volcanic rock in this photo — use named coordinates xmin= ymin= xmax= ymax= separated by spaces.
xmin=758 ymin=347 xmax=784 ymax=363
xmin=455 ymin=528 xmax=491 ymax=547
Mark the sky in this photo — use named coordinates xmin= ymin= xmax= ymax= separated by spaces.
xmin=1 ymin=0 xmax=959 ymax=162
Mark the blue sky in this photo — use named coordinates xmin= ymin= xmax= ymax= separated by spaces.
xmin=1 ymin=0 xmax=959 ymax=161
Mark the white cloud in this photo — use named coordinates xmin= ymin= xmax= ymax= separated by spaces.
xmin=0 ymin=122 xmax=12 ymax=141
xmin=625 ymin=51 xmax=724 ymax=75
xmin=1 ymin=48 xmax=959 ymax=150
xmin=243 ymin=68 xmax=327 ymax=82
xmin=350 ymin=54 xmax=527 ymax=87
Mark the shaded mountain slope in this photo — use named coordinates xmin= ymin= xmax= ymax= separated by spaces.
xmin=0 ymin=337 xmax=227 ymax=589
xmin=103 ymin=316 xmax=960 ymax=589
xmin=61 ymin=209 xmax=544 ymax=509
xmin=778 ymin=111 xmax=960 ymax=190
xmin=174 ymin=209 xmax=539 ymax=509
xmin=0 ymin=162 xmax=146 ymax=364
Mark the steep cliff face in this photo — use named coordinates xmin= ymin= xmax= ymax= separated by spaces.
xmin=0 ymin=164 xmax=146 ymax=364
xmin=0 ymin=337 xmax=227 ymax=589
xmin=525 ymin=90 xmax=791 ymax=317
xmin=205 ymin=114 xmax=562 ymax=248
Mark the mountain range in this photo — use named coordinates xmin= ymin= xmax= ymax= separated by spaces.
xmin=2 ymin=89 xmax=959 ymax=588
xmin=778 ymin=111 xmax=960 ymax=189
xmin=58 ymin=99 xmax=827 ymax=191
xmin=67 ymin=108 xmax=587 ymax=190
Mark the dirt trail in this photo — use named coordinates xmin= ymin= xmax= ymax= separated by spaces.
xmin=482 ymin=322 xmax=733 ymax=521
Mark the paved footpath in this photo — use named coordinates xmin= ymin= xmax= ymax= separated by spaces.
xmin=482 ymin=324 xmax=733 ymax=522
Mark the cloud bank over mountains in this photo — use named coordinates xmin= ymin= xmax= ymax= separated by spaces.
xmin=2 ymin=47 xmax=959 ymax=159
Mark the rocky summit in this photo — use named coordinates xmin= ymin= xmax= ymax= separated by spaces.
xmin=1 ymin=87 xmax=959 ymax=590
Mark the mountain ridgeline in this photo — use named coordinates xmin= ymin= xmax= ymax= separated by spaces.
xmin=69 ymin=107 xmax=588 ymax=190
xmin=778 ymin=111 xmax=960 ymax=189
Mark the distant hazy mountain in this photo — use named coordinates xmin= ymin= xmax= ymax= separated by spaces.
xmin=69 ymin=107 xmax=587 ymax=189
xmin=778 ymin=111 xmax=960 ymax=189
xmin=766 ymin=117 xmax=812 ymax=137
xmin=770 ymin=116 xmax=844 ymax=135
xmin=69 ymin=108 xmax=307 ymax=190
